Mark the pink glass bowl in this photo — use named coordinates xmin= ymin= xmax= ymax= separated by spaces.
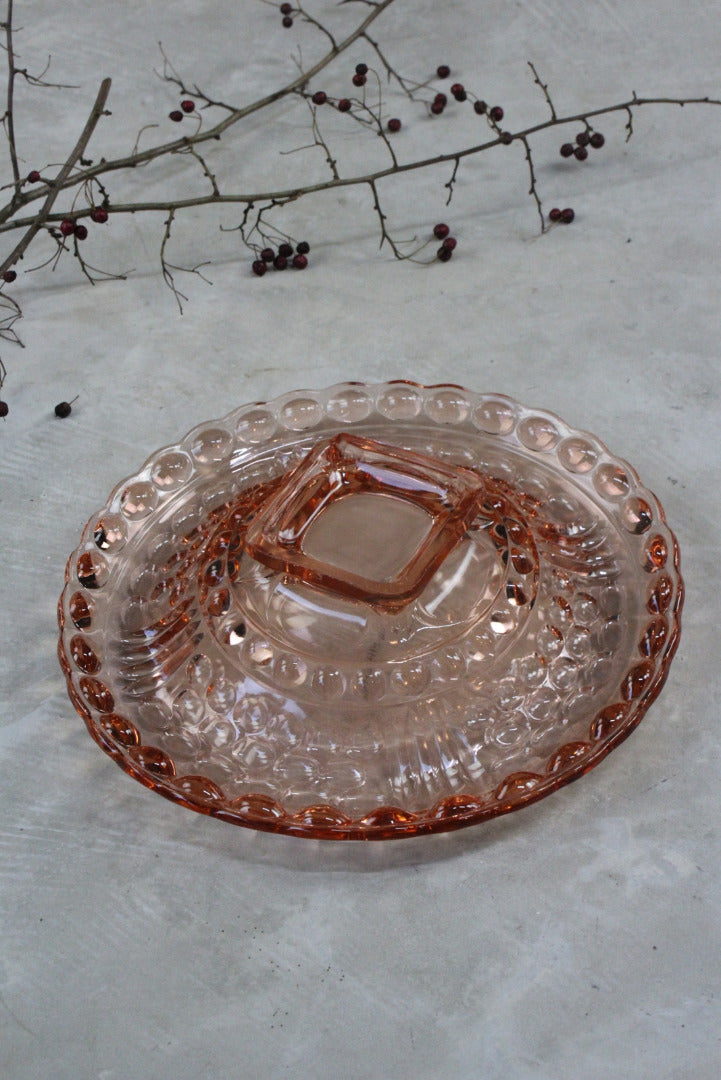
xmin=58 ymin=382 xmax=683 ymax=839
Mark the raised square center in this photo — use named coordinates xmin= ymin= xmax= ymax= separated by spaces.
xmin=243 ymin=433 xmax=485 ymax=611
xmin=301 ymin=492 xmax=434 ymax=582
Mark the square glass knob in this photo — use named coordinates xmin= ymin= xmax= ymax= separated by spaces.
xmin=244 ymin=433 xmax=486 ymax=611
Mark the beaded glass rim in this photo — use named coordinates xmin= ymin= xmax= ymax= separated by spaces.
xmin=58 ymin=381 xmax=683 ymax=840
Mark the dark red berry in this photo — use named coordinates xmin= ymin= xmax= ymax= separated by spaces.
xmin=274 ymin=255 xmax=288 ymax=270
xmin=169 ymin=110 xmax=183 ymax=122
xmin=0 ymin=401 xmax=8 ymax=418
xmin=441 ymin=236 xmax=457 ymax=251
xmin=74 ymin=224 xmax=88 ymax=241
xmin=292 ymin=253 xmax=308 ymax=269
xmin=387 ymin=117 xmax=401 ymax=133
xmin=252 ymin=260 xmax=267 ymax=276
xmin=355 ymin=63 xmax=368 ymax=76
xmin=55 ymin=401 xmax=73 ymax=418
xmin=548 ymin=207 xmax=562 ymax=222
xmin=3 ymin=269 xmax=17 ymax=282
xmin=181 ymin=100 xmax=195 ymax=113
xmin=450 ymin=83 xmax=464 ymax=95
xmin=282 ymin=15 xmax=293 ymax=27
xmin=430 ymin=100 xmax=445 ymax=115
xmin=296 ymin=240 xmax=310 ymax=254
xmin=260 ymin=247 xmax=275 ymax=262
xmin=27 ymin=170 xmax=41 ymax=183
xmin=312 ymin=91 xmax=327 ymax=105
xmin=60 ymin=219 xmax=76 ymax=237
xmin=561 ymin=207 xmax=575 ymax=224
xmin=573 ymin=145 xmax=588 ymax=161
xmin=434 ymin=92 xmax=448 ymax=106
xmin=337 ymin=98 xmax=351 ymax=112
xmin=489 ymin=105 xmax=504 ymax=122
xmin=90 ymin=207 xmax=108 ymax=224
xmin=352 ymin=72 xmax=366 ymax=87
xmin=433 ymin=223 xmax=450 ymax=239
xmin=590 ymin=131 xmax=605 ymax=149
xmin=437 ymin=246 xmax=452 ymax=262
xmin=278 ymin=242 xmax=293 ymax=258
xmin=451 ymin=83 xmax=466 ymax=101
xmin=280 ymin=2 xmax=292 ymax=12
xmin=560 ymin=143 xmax=574 ymax=158
xmin=473 ymin=100 xmax=487 ymax=115
xmin=575 ymin=131 xmax=590 ymax=147
xmin=436 ymin=64 xmax=451 ymax=79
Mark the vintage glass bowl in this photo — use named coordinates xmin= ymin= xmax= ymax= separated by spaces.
xmin=58 ymin=382 xmax=683 ymax=839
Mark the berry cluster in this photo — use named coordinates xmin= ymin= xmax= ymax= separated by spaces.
xmin=169 ymin=99 xmax=196 ymax=123
xmin=251 ymin=240 xmax=310 ymax=276
xmin=560 ymin=130 xmax=605 ymax=161
xmin=548 ymin=207 xmax=575 ymax=224
xmin=433 ymin=222 xmax=457 ymax=261
xmin=431 ymin=66 xmax=504 ymax=127
xmin=56 ymin=209 xmax=109 ymax=241
xmin=280 ymin=3 xmax=294 ymax=29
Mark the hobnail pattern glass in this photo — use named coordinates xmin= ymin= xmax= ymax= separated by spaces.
xmin=58 ymin=382 xmax=683 ymax=839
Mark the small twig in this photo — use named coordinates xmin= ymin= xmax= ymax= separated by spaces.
xmin=528 ymin=61 xmax=556 ymax=121
xmin=0 ymin=76 xmax=111 ymax=273
xmin=520 ymin=134 xmax=545 ymax=231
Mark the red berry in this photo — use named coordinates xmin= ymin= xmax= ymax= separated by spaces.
xmin=437 ymin=246 xmax=452 ymax=262
xmin=337 ymin=98 xmax=351 ymax=112
xmin=181 ymin=99 xmax=195 ymax=113
xmin=292 ymin=253 xmax=308 ymax=269
xmin=590 ymin=131 xmax=605 ymax=149
xmin=473 ymin=100 xmax=487 ymax=115
xmin=450 ymin=83 xmax=464 ymax=95
xmin=252 ymin=260 xmax=267 ymax=276
xmin=282 ymin=15 xmax=293 ymax=27
xmin=489 ymin=105 xmax=504 ymax=122
xmin=355 ymin=63 xmax=368 ymax=76
xmin=60 ymin=219 xmax=76 ymax=236
xmin=573 ymin=145 xmax=588 ymax=161
xmin=0 ymin=401 xmax=8 ymax=417
xmin=27 ymin=170 xmax=41 ymax=183
xmin=280 ymin=2 xmax=292 ymax=12
xmin=296 ymin=241 xmax=310 ymax=254
xmin=561 ymin=207 xmax=575 ymax=224
xmin=2 ymin=269 xmax=17 ymax=282
xmin=575 ymin=131 xmax=590 ymax=147
xmin=436 ymin=64 xmax=451 ymax=79
xmin=548 ymin=207 xmax=562 ymax=222
xmin=352 ymin=72 xmax=366 ymax=87
xmin=441 ymin=236 xmax=457 ymax=251
xmin=169 ymin=110 xmax=183 ymax=122
xmin=260 ymin=247 xmax=275 ymax=262
xmin=274 ymin=255 xmax=288 ymax=270
xmin=434 ymin=92 xmax=448 ymax=106
xmin=312 ymin=91 xmax=327 ymax=105
xmin=433 ymin=223 xmax=450 ymax=239
xmin=54 ymin=401 xmax=73 ymax=418
xmin=430 ymin=101 xmax=445 ymax=115
xmin=278 ymin=242 xmax=293 ymax=258
xmin=90 ymin=207 xmax=108 ymax=223
xmin=387 ymin=117 xmax=401 ymax=133
xmin=560 ymin=143 xmax=574 ymax=158
xmin=74 ymin=224 xmax=88 ymax=241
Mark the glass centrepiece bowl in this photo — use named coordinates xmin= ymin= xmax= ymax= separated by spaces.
xmin=58 ymin=382 xmax=683 ymax=839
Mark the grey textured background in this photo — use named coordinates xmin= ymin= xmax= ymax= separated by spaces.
xmin=1 ymin=1 xmax=719 ymax=1077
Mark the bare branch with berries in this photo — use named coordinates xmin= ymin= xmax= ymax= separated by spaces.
xmin=0 ymin=0 xmax=719 ymax=412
